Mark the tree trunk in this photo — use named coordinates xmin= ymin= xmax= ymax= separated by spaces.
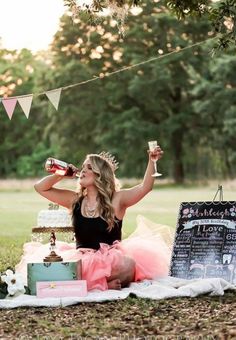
xmin=171 ymin=130 xmax=185 ymax=184
xmin=224 ymin=149 xmax=234 ymax=179
xmin=170 ymin=87 xmax=185 ymax=184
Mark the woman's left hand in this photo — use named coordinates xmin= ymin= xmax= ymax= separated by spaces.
xmin=148 ymin=145 xmax=164 ymax=162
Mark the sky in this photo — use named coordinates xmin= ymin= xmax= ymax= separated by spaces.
xmin=0 ymin=0 xmax=66 ymax=52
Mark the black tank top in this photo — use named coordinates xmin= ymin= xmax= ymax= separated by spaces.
xmin=72 ymin=201 xmax=122 ymax=250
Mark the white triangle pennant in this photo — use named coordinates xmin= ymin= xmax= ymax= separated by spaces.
xmin=18 ymin=95 xmax=33 ymax=118
xmin=45 ymin=88 xmax=62 ymax=110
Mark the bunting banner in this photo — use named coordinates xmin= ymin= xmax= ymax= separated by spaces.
xmin=2 ymin=98 xmax=17 ymax=120
xmin=0 ymin=36 xmax=217 ymax=121
xmin=18 ymin=95 xmax=33 ymax=119
xmin=45 ymin=88 xmax=62 ymax=111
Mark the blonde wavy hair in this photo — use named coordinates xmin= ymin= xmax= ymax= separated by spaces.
xmin=73 ymin=154 xmax=120 ymax=231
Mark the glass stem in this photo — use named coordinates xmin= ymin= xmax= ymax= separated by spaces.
xmin=154 ymin=161 xmax=158 ymax=174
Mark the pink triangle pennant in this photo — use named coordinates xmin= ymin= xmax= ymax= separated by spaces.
xmin=2 ymin=98 xmax=17 ymax=120
xmin=45 ymin=88 xmax=62 ymax=110
xmin=18 ymin=95 xmax=33 ymax=118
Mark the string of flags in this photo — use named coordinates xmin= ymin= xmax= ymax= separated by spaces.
xmin=0 ymin=89 xmax=62 ymax=120
xmin=0 ymin=36 xmax=217 ymax=120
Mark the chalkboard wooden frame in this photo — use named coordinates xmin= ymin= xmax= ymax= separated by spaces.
xmin=169 ymin=201 xmax=236 ymax=284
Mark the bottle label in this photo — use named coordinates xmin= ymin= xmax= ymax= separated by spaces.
xmin=55 ymin=160 xmax=68 ymax=168
xmin=55 ymin=169 xmax=67 ymax=176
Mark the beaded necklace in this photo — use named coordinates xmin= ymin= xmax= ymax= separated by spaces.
xmin=84 ymin=197 xmax=98 ymax=218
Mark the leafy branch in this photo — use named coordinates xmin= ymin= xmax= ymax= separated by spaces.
xmin=63 ymin=0 xmax=236 ymax=50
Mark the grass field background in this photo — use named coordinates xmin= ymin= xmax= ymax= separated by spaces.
xmin=0 ymin=178 xmax=236 ymax=271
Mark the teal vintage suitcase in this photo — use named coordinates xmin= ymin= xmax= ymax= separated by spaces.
xmin=27 ymin=261 xmax=81 ymax=295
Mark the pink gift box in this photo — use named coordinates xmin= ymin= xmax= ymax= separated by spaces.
xmin=36 ymin=280 xmax=87 ymax=298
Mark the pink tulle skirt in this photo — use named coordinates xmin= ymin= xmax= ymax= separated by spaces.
xmin=16 ymin=215 xmax=174 ymax=291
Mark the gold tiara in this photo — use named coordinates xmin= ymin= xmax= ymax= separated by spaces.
xmin=99 ymin=151 xmax=119 ymax=171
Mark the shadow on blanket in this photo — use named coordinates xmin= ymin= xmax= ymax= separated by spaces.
xmin=0 ymin=277 xmax=235 ymax=309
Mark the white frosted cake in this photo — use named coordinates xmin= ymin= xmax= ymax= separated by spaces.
xmin=37 ymin=208 xmax=72 ymax=228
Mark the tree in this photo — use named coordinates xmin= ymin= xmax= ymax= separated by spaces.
xmin=105 ymin=4 xmax=216 ymax=182
xmin=49 ymin=1 xmax=218 ymax=183
xmin=192 ymin=52 xmax=236 ymax=179
xmin=64 ymin=0 xmax=236 ymax=51
xmin=0 ymin=49 xmax=54 ymax=177
xmin=1 ymin=1 xmax=235 ymax=182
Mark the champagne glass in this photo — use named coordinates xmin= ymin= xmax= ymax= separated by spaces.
xmin=148 ymin=141 xmax=162 ymax=177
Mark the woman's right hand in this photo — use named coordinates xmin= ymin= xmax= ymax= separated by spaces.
xmin=67 ymin=164 xmax=80 ymax=178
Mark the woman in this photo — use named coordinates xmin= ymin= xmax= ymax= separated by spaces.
xmin=20 ymin=145 xmax=172 ymax=291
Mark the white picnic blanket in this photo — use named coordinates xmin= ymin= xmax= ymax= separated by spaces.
xmin=0 ymin=276 xmax=235 ymax=309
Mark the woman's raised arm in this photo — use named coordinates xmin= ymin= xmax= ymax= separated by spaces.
xmin=34 ymin=174 xmax=77 ymax=210
xmin=118 ymin=146 xmax=163 ymax=209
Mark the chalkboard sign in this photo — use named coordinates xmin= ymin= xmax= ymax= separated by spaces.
xmin=170 ymin=201 xmax=236 ymax=284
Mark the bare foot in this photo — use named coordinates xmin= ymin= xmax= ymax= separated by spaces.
xmin=107 ymin=279 xmax=122 ymax=290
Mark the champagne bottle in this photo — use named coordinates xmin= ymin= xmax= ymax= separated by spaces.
xmin=45 ymin=158 xmax=79 ymax=177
